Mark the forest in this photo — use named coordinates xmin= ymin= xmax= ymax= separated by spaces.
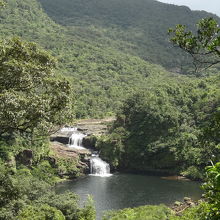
xmin=0 ymin=0 xmax=220 ymax=219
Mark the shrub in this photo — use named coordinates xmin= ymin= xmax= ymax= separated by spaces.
xmin=17 ymin=204 xmax=65 ymax=220
xmin=102 ymin=205 xmax=172 ymax=220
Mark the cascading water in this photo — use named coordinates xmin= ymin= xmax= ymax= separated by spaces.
xmin=61 ymin=127 xmax=86 ymax=150
xmin=60 ymin=127 xmax=78 ymax=132
xmin=90 ymin=153 xmax=112 ymax=177
xmin=68 ymin=132 xmax=86 ymax=149
xmin=60 ymin=126 xmax=112 ymax=176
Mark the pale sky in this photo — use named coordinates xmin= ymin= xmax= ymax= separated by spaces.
xmin=158 ymin=0 xmax=220 ymax=17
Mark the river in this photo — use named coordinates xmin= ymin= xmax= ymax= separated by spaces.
xmin=57 ymin=173 xmax=202 ymax=219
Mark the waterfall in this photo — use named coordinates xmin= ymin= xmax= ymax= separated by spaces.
xmin=60 ymin=126 xmax=112 ymax=176
xmin=68 ymin=132 xmax=86 ymax=149
xmin=90 ymin=154 xmax=112 ymax=177
xmin=61 ymin=127 xmax=86 ymax=149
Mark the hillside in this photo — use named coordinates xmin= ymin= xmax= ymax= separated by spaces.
xmin=0 ymin=0 xmax=219 ymax=118
xmin=0 ymin=0 xmax=171 ymax=118
xmin=38 ymin=0 xmax=220 ymax=70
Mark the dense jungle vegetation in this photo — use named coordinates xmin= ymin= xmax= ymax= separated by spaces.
xmin=38 ymin=0 xmax=220 ymax=70
xmin=97 ymin=17 xmax=220 ymax=219
xmin=0 ymin=0 xmax=220 ymax=219
xmin=95 ymin=18 xmax=220 ymax=178
xmin=96 ymin=75 xmax=220 ymax=178
xmin=0 ymin=0 xmax=219 ymax=118
xmin=0 ymin=37 xmax=96 ymax=219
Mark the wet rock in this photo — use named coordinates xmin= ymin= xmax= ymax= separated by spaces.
xmin=171 ymin=197 xmax=198 ymax=215
xmin=16 ymin=149 xmax=33 ymax=166
xmin=184 ymin=197 xmax=191 ymax=202
xmin=174 ymin=201 xmax=182 ymax=206
xmin=82 ymin=135 xmax=97 ymax=149
xmin=50 ymin=134 xmax=71 ymax=145
xmin=45 ymin=156 xmax=57 ymax=168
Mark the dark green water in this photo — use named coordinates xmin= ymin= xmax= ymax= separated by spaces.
xmin=57 ymin=173 xmax=202 ymax=219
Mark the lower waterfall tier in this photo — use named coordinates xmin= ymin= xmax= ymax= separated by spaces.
xmin=90 ymin=156 xmax=112 ymax=177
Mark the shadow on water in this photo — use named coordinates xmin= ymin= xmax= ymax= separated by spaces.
xmin=56 ymin=173 xmax=202 ymax=220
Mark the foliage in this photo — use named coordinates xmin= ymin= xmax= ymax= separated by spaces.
xmin=38 ymin=0 xmax=219 ymax=70
xmin=0 ymin=1 xmax=5 ymax=7
xmin=31 ymin=161 xmax=58 ymax=184
xmin=56 ymin=157 xmax=81 ymax=178
xmin=169 ymin=17 xmax=220 ymax=73
xmin=181 ymin=166 xmax=204 ymax=180
xmin=102 ymin=204 xmax=172 ymax=220
xmin=0 ymin=160 xmax=95 ymax=219
xmin=0 ymin=37 xmax=74 ymax=137
xmin=97 ymin=76 xmax=220 ymax=174
xmin=0 ymin=0 xmax=219 ymax=118
xmin=17 ymin=204 xmax=65 ymax=220
xmin=202 ymin=162 xmax=220 ymax=219
xmin=96 ymin=126 xmax=127 ymax=168
xmin=170 ymin=202 xmax=209 ymax=220
xmin=36 ymin=192 xmax=96 ymax=220
xmin=1 ymin=1 xmax=220 ymax=220
xmin=77 ymin=196 xmax=96 ymax=220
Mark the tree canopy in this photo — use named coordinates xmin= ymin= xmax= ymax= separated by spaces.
xmin=0 ymin=1 xmax=4 ymax=7
xmin=0 ymin=38 xmax=74 ymax=137
xmin=169 ymin=17 xmax=220 ymax=73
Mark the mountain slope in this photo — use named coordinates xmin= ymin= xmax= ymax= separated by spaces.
xmin=0 ymin=0 xmax=218 ymax=119
xmin=38 ymin=0 xmax=220 ymax=70
xmin=0 ymin=0 xmax=177 ymax=118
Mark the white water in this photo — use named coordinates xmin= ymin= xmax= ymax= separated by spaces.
xmin=60 ymin=127 xmax=78 ymax=132
xmin=68 ymin=131 xmax=86 ymax=149
xmin=90 ymin=155 xmax=112 ymax=177
xmin=61 ymin=127 xmax=87 ymax=150
xmin=60 ymin=127 xmax=112 ymax=176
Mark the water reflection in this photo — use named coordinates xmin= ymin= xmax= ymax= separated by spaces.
xmin=57 ymin=173 xmax=202 ymax=219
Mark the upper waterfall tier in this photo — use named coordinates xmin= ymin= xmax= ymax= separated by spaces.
xmin=68 ymin=131 xmax=87 ymax=149
xmin=60 ymin=127 xmax=87 ymax=150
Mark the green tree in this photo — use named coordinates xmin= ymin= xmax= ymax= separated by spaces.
xmin=169 ymin=17 xmax=220 ymax=219
xmin=17 ymin=204 xmax=65 ymax=220
xmin=202 ymin=162 xmax=220 ymax=219
xmin=0 ymin=1 xmax=4 ymax=7
xmin=169 ymin=17 xmax=220 ymax=72
xmin=0 ymin=38 xmax=74 ymax=138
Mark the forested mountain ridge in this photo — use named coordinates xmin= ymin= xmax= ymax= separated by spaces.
xmin=38 ymin=0 xmax=220 ymax=70
xmin=0 ymin=0 xmax=182 ymax=118
xmin=0 ymin=0 xmax=219 ymax=119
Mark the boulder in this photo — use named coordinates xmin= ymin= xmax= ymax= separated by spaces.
xmin=16 ymin=149 xmax=33 ymax=166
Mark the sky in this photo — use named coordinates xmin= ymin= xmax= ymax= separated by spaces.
xmin=158 ymin=0 xmax=220 ymax=17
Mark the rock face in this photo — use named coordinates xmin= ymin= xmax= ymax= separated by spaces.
xmin=49 ymin=117 xmax=115 ymax=176
xmin=50 ymin=142 xmax=91 ymax=175
xmin=50 ymin=131 xmax=72 ymax=145
xmin=76 ymin=117 xmax=115 ymax=136
xmin=16 ymin=149 xmax=33 ymax=166
xmin=50 ymin=117 xmax=115 ymax=145
xmin=51 ymin=141 xmax=91 ymax=158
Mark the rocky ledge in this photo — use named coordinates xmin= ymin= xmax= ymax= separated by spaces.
xmin=76 ymin=117 xmax=115 ymax=136
xmin=50 ymin=142 xmax=92 ymax=176
xmin=50 ymin=141 xmax=91 ymax=160
xmin=171 ymin=197 xmax=200 ymax=216
xmin=50 ymin=117 xmax=115 ymax=145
